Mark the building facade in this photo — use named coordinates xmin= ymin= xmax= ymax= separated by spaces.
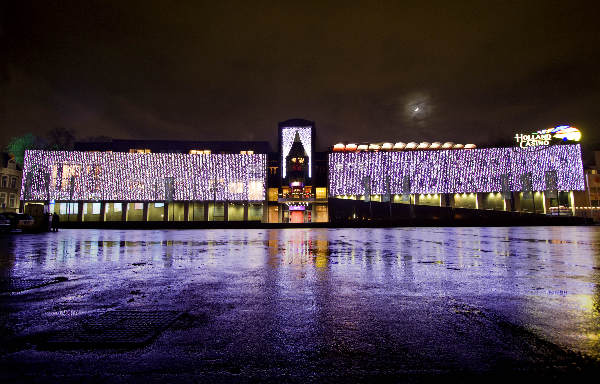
xmin=18 ymin=121 xmax=589 ymax=223
xmin=1 ymin=153 xmax=22 ymax=213
xmin=21 ymin=149 xmax=267 ymax=223
xmin=265 ymin=119 xmax=329 ymax=223
xmin=328 ymin=143 xmax=585 ymax=215
xmin=574 ymin=151 xmax=600 ymax=221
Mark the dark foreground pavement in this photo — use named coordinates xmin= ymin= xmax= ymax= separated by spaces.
xmin=1 ymin=227 xmax=600 ymax=383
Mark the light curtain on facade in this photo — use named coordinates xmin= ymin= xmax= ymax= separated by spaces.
xmin=281 ymin=127 xmax=312 ymax=178
xmin=329 ymin=144 xmax=585 ymax=195
xmin=21 ymin=151 xmax=267 ymax=201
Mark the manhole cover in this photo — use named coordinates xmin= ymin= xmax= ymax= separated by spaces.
xmin=45 ymin=310 xmax=181 ymax=348
xmin=0 ymin=277 xmax=68 ymax=293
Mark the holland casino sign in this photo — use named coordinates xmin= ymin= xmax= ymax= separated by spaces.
xmin=515 ymin=125 xmax=581 ymax=148
xmin=514 ymin=133 xmax=551 ymax=148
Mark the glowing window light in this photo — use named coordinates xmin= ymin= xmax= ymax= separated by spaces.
xmin=368 ymin=144 xmax=381 ymax=150
xmin=281 ymin=127 xmax=312 ymax=178
xmin=417 ymin=142 xmax=430 ymax=149
xmin=357 ymin=144 xmax=368 ymax=151
xmin=464 ymin=144 xmax=477 ymax=149
xmin=346 ymin=144 xmax=358 ymax=151
xmin=382 ymin=143 xmax=393 ymax=150
xmin=442 ymin=142 xmax=454 ymax=149
xmin=328 ymin=144 xmax=585 ymax=196
xmin=22 ymin=150 xmax=267 ymax=202
xmin=430 ymin=142 xmax=441 ymax=149
xmin=405 ymin=142 xmax=417 ymax=149
xmin=453 ymin=144 xmax=464 ymax=149
xmin=333 ymin=143 xmax=345 ymax=151
xmin=393 ymin=142 xmax=406 ymax=150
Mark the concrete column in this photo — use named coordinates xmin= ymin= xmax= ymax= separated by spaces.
xmin=262 ymin=201 xmax=269 ymax=223
xmin=224 ymin=202 xmax=229 ymax=222
xmin=184 ymin=202 xmax=189 ymax=221
xmin=476 ymin=193 xmax=484 ymax=210
xmin=143 ymin=202 xmax=149 ymax=222
xmin=542 ymin=192 xmax=548 ymax=214
xmin=100 ymin=202 xmax=106 ymax=222
xmin=164 ymin=203 xmax=169 ymax=221
xmin=122 ymin=202 xmax=128 ymax=221
xmin=77 ymin=202 xmax=84 ymax=222
xmin=513 ymin=193 xmax=521 ymax=212
xmin=204 ymin=202 xmax=209 ymax=221
xmin=441 ymin=193 xmax=455 ymax=208
xmin=243 ymin=202 xmax=248 ymax=221
xmin=569 ymin=191 xmax=576 ymax=216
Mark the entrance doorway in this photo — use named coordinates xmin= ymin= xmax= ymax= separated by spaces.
xmin=290 ymin=210 xmax=304 ymax=223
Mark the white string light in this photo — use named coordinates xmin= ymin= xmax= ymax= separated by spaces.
xmin=21 ymin=150 xmax=267 ymax=201
xmin=329 ymin=145 xmax=585 ymax=196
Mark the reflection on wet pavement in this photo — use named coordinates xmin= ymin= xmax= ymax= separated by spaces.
xmin=1 ymin=226 xmax=599 ymax=380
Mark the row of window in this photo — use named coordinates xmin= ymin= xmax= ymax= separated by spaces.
xmin=130 ymin=148 xmax=256 ymax=155
xmin=1 ymin=175 xmax=18 ymax=189
xmin=0 ymin=192 xmax=17 ymax=208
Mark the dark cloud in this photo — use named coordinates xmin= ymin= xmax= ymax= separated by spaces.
xmin=1 ymin=0 xmax=599 ymax=154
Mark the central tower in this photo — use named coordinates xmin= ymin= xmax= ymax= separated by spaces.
xmin=278 ymin=119 xmax=316 ymax=223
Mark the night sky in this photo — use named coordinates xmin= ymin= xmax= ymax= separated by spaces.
xmin=1 ymin=1 xmax=599 ymax=153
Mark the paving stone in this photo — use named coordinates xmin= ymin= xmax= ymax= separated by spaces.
xmin=0 ymin=277 xmax=68 ymax=293
xmin=44 ymin=310 xmax=182 ymax=348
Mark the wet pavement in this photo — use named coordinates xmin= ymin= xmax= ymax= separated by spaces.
xmin=1 ymin=227 xmax=600 ymax=382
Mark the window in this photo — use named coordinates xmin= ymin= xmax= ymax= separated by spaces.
xmin=316 ymin=187 xmax=327 ymax=199
xmin=59 ymin=163 xmax=82 ymax=190
xmin=92 ymin=203 xmax=101 ymax=214
xmin=190 ymin=149 xmax=211 ymax=155
xmin=248 ymin=181 xmax=263 ymax=201
xmin=9 ymin=194 xmax=16 ymax=208
xmin=129 ymin=149 xmax=151 ymax=154
xmin=10 ymin=177 xmax=16 ymax=189
xmin=0 ymin=192 xmax=5 ymax=207
xmin=268 ymin=188 xmax=279 ymax=202
xmin=1 ymin=176 xmax=7 ymax=188
xmin=60 ymin=203 xmax=78 ymax=214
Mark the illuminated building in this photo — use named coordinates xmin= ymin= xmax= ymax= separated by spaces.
xmin=573 ymin=150 xmax=600 ymax=222
xmin=21 ymin=142 xmax=268 ymax=223
xmin=18 ymin=122 xmax=589 ymax=224
xmin=1 ymin=153 xmax=22 ymax=213
xmin=329 ymin=143 xmax=585 ymax=214
xmin=269 ymin=119 xmax=329 ymax=223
